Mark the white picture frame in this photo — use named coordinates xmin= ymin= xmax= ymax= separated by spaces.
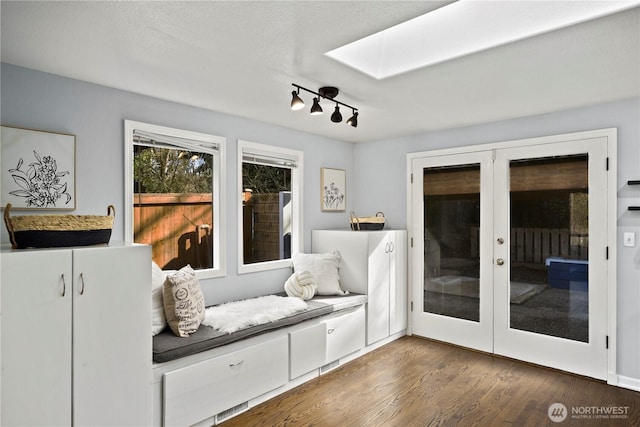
xmin=321 ymin=167 xmax=346 ymax=212
xmin=1 ymin=126 xmax=76 ymax=210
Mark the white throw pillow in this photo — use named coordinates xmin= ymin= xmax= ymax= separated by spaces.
xmin=163 ymin=265 xmax=206 ymax=337
xmin=284 ymin=270 xmax=317 ymax=300
xmin=151 ymin=262 xmax=168 ymax=336
xmin=292 ymin=252 xmax=348 ymax=296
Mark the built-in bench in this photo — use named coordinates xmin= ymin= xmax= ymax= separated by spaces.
xmin=152 ymin=294 xmax=371 ymax=426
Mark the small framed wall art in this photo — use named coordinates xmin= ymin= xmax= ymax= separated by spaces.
xmin=320 ymin=167 xmax=346 ymax=212
xmin=1 ymin=126 xmax=76 ymax=209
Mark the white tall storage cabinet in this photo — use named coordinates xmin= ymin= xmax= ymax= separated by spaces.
xmin=312 ymin=230 xmax=407 ymax=345
xmin=0 ymin=242 xmax=151 ymax=426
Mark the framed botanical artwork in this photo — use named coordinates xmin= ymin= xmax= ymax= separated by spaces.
xmin=321 ymin=167 xmax=346 ymax=212
xmin=1 ymin=126 xmax=76 ymax=210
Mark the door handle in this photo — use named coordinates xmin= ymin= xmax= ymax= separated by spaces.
xmin=496 ymin=258 xmax=505 ymax=266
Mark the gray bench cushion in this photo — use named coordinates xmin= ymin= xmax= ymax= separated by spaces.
xmin=153 ymin=294 xmax=366 ymax=363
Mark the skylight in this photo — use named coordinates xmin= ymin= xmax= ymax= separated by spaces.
xmin=326 ymin=0 xmax=640 ymax=80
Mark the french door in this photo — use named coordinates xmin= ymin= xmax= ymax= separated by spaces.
xmin=410 ymin=130 xmax=614 ymax=380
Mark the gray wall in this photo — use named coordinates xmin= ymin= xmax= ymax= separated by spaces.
xmin=353 ymin=97 xmax=640 ymax=381
xmin=0 ymin=63 xmax=355 ymax=305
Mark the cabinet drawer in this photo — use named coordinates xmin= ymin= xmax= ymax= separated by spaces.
xmin=289 ymin=306 xmax=365 ymax=379
xmin=326 ymin=306 xmax=365 ymax=362
xmin=163 ymin=336 xmax=288 ymax=427
xmin=289 ymin=322 xmax=327 ymax=379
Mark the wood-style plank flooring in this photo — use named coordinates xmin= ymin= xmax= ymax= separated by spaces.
xmin=223 ymin=336 xmax=640 ymax=426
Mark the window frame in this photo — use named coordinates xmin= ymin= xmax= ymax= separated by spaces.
xmin=237 ymin=139 xmax=303 ymax=274
xmin=124 ymin=120 xmax=226 ymax=279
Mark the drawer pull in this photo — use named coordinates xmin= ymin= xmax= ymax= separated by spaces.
xmin=327 ymin=328 xmax=336 ymax=334
xmin=229 ymin=360 xmax=244 ymax=367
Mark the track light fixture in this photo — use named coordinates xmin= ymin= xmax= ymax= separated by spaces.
xmin=310 ymin=97 xmax=323 ymax=115
xmin=290 ymin=83 xmax=358 ymax=128
xmin=331 ymin=104 xmax=342 ymax=123
xmin=346 ymin=111 xmax=358 ymax=128
xmin=290 ymin=88 xmax=304 ymax=111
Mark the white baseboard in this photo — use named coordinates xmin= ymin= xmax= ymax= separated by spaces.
xmin=616 ymin=375 xmax=640 ymax=392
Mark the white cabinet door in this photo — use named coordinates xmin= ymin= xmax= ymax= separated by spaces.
xmin=366 ymin=232 xmax=391 ymax=344
xmin=325 ymin=307 xmax=366 ymax=362
xmin=73 ymin=244 xmax=151 ymax=427
xmin=1 ymin=249 xmax=72 ymax=427
xmin=290 ymin=322 xmax=327 ymax=379
xmin=389 ymin=230 xmax=407 ymax=336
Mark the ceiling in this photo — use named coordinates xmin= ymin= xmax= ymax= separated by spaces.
xmin=1 ymin=1 xmax=639 ymax=143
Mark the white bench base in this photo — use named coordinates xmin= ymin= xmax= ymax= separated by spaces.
xmin=153 ymin=301 xmax=409 ymax=427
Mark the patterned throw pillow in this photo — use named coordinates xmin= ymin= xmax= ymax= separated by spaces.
xmin=163 ymin=265 xmax=205 ymax=337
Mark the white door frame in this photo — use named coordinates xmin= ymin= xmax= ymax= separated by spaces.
xmin=406 ymin=128 xmax=617 ymax=384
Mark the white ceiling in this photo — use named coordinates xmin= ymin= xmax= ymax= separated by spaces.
xmin=1 ymin=1 xmax=639 ymax=143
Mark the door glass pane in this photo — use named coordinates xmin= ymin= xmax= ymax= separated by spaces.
xmin=509 ymin=155 xmax=588 ymax=342
xmin=423 ymin=164 xmax=480 ymax=322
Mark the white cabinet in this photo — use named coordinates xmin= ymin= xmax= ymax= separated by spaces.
xmin=1 ymin=248 xmax=72 ymax=426
xmin=289 ymin=305 xmax=365 ymax=379
xmin=312 ymin=230 xmax=407 ymax=345
xmin=1 ymin=243 xmax=151 ymax=427
xmin=163 ymin=336 xmax=289 ymax=427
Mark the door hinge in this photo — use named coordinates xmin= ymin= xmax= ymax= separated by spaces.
xmin=411 ymin=173 xmax=414 ymax=184
xmin=411 ymin=301 xmax=414 ymax=312
xmin=606 ymin=246 xmax=609 ymax=260
xmin=606 ymin=335 xmax=609 ymax=349
xmin=411 ymin=237 xmax=414 ymax=247
xmin=606 ymin=157 xmax=609 ymax=171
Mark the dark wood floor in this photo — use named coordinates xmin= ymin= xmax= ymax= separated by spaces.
xmin=223 ymin=336 xmax=640 ymax=426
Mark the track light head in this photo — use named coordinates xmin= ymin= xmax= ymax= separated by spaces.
xmin=290 ymin=90 xmax=304 ymax=111
xmin=331 ymin=105 xmax=342 ymax=123
xmin=347 ymin=111 xmax=358 ymax=128
xmin=310 ymin=97 xmax=323 ymax=115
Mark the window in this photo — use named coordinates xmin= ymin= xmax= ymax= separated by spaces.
xmin=124 ymin=120 xmax=226 ymax=278
xmin=238 ymin=140 xmax=303 ymax=274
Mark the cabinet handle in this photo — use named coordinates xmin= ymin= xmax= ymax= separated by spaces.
xmin=385 ymin=242 xmax=390 ymax=253
xmin=79 ymin=273 xmax=85 ymax=295
xmin=389 ymin=242 xmax=395 ymax=253
xmin=229 ymin=360 xmax=244 ymax=367
xmin=327 ymin=328 xmax=336 ymax=334
xmin=61 ymin=274 xmax=66 ymax=297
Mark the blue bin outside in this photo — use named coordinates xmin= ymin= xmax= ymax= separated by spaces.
xmin=545 ymin=257 xmax=588 ymax=292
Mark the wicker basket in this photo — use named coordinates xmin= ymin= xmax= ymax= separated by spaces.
xmin=350 ymin=211 xmax=385 ymax=231
xmin=4 ymin=203 xmax=115 ymax=249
